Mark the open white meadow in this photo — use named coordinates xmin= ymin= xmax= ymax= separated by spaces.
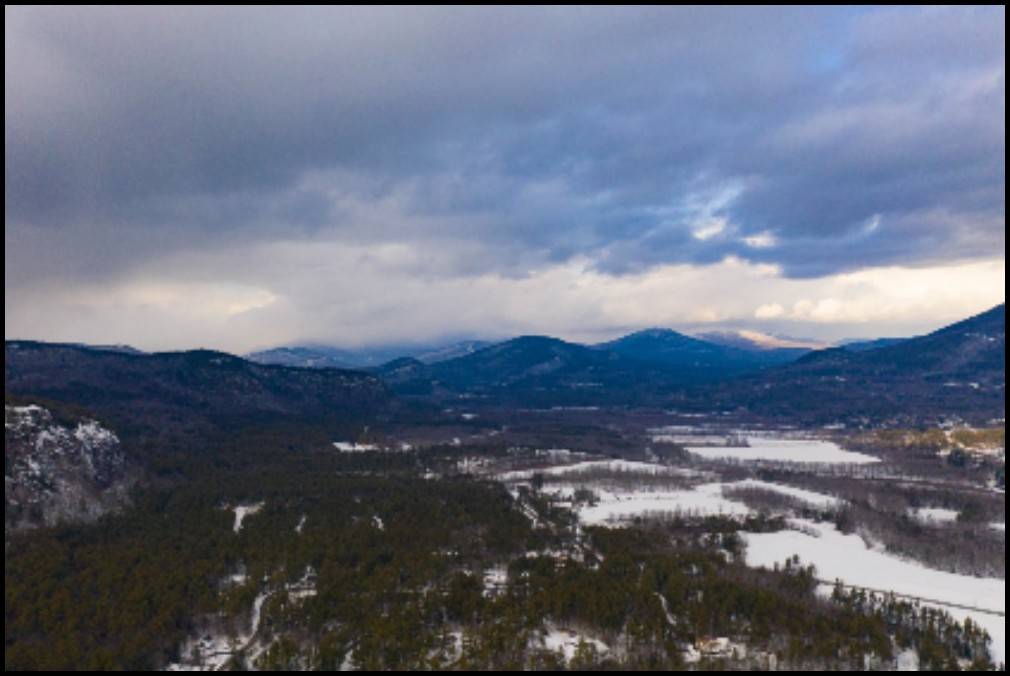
xmin=497 ymin=459 xmax=700 ymax=483
xmin=909 ymin=507 xmax=961 ymax=525
xmin=566 ymin=479 xmax=844 ymax=527
xmin=685 ymin=436 xmax=880 ymax=465
xmin=743 ymin=520 xmax=1005 ymax=666
xmin=509 ymin=458 xmax=844 ymax=527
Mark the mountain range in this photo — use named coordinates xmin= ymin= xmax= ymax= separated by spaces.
xmin=5 ymin=305 xmax=1004 ymax=425
xmin=247 ymin=340 xmax=492 ymax=370
xmin=4 ymin=342 xmax=392 ymax=437
xmin=598 ymin=329 xmax=808 ymax=373
xmin=697 ymin=305 xmax=1005 ymax=424
xmin=249 ymin=329 xmax=815 ymax=382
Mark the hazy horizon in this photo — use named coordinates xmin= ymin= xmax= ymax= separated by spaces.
xmin=5 ymin=301 xmax=1006 ymax=357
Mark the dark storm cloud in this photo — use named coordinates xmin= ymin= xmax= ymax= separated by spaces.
xmin=5 ymin=5 xmax=1005 ymax=290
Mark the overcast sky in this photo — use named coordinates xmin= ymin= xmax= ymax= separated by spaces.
xmin=5 ymin=6 xmax=1005 ymax=353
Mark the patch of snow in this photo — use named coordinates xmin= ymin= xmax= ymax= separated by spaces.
xmin=695 ymin=636 xmax=748 ymax=661
xmin=909 ymin=508 xmax=960 ymax=525
xmin=242 ymin=592 xmax=270 ymax=651
xmin=482 ymin=566 xmax=508 ymax=598
xmin=728 ymin=480 xmax=843 ymax=510
xmin=26 ymin=458 xmax=43 ymax=477
xmin=498 ymin=459 xmax=699 ymax=483
xmin=5 ymin=405 xmax=46 ymax=429
xmin=896 ymin=649 xmax=920 ymax=671
xmin=992 ymin=523 xmax=1005 ymax=533
xmin=73 ymin=420 xmax=119 ymax=447
xmin=681 ymin=644 xmax=702 ymax=664
xmin=538 ymin=478 xmax=839 ymax=527
xmin=286 ymin=567 xmax=318 ymax=602
xmin=540 ymin=627 xmax=608 ymax=662
xmin=743 ymin=519 xmax=1005 ymax=665
xmin=686 ymin=436 xmax=879 ymax=465
xmin=457 ymin=457 xmax=490 ymax=474
xmin=167 ymin=632 xmax=236 ymax=672
xmin=652 ymin=433 xmax=731 ymax=445
xmin=333 ymin=441 xmax=379 ymax=453
xmin=230 ymin=503 xmax=264 ymax=534
xmin=536 ymin=448 xmax=573 ymax=460
xmin=574 ymin=483 xmax=752 ymax=526
xmin=9 ymin=405 xmax=45 ymax=414
xmin=655 ymin=593 xmax=678 ymax=628
xmin=372 ymin=515 xmax=385 ymax=531
xmin=166 ymin=590 xmax=271 ymax=671
xmin=295 ymin=515 xmax=307 ymax=535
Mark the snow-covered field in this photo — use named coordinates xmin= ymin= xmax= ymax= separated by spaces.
xmin=685 ymin=436 xmax=880 ymax=465
xmin=728 ymin=480 xmax=843 ymax=510
xmin=499 ymin=455 xmax=1002 ymax=664
xmin=570 ymin=479 xmax=843 ymax=527
xmin=909 ymin=507 xmax=960 ymax=525
xmin=522 ymin=465 xmax=842 ymax=527
xmin=498 ymin=459 xmax=700 ymax=483
xmin=576 ymin=483 xmax=752 ymax=525
xmin=743 ymin=520 xmax=1005 ymax=666
xmin=333 ymin=441 xmax=379 ymax=452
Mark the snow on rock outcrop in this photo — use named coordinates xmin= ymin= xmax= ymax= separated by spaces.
xmin=5 ymin=404 xmax=131 ymax=533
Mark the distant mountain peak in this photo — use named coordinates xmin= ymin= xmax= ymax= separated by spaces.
xmin=247 ymin=339 xmax=495 ymax=370
xmin=696 ymin=329 xmax=827 ymax=352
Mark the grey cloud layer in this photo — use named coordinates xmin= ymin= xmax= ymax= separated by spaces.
xmin=5 ymin=6 xmax=1005 ymax=291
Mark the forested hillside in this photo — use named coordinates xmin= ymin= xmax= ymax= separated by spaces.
xmin=4 ymin=342 xmax=393 ymax=438
xmin=5 ymin=445 xmax=996 ymax=671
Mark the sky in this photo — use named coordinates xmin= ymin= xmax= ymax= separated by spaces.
xmin=5 ymin=6 xmax=1005 ymax=353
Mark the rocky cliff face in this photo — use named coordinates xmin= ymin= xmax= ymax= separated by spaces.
xmin=5 ymin=404 xmax=132 ymax=533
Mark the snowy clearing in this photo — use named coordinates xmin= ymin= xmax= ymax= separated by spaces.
xmin=498 ymin=459 xmax=700 ymax=483
xmin=166 ymin=590 xmax=270 ymax=671
xmin=909 ymin=508 xmax=960 ymax=525
xmin=743 ymin=519 xmax=1005 ymax=665
xmin=727 ymin=480 xmax=843 ymax=510
xmin=539 ymin=627 xmax=608 ymax=662
xmin=509 ymin=460 xmax=843 ymax=526
xmin=686 ymin=436 xmax=880 ymax=465
xmin=574 ymin=483 xmax=752 ymax=526
xmin=333 ymin=442 xmax=379 ymax=452
xmin=570 ymin=479 xmax=842 ymax=527
xmin=230 ymin=503 xmax=264 ymax=534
